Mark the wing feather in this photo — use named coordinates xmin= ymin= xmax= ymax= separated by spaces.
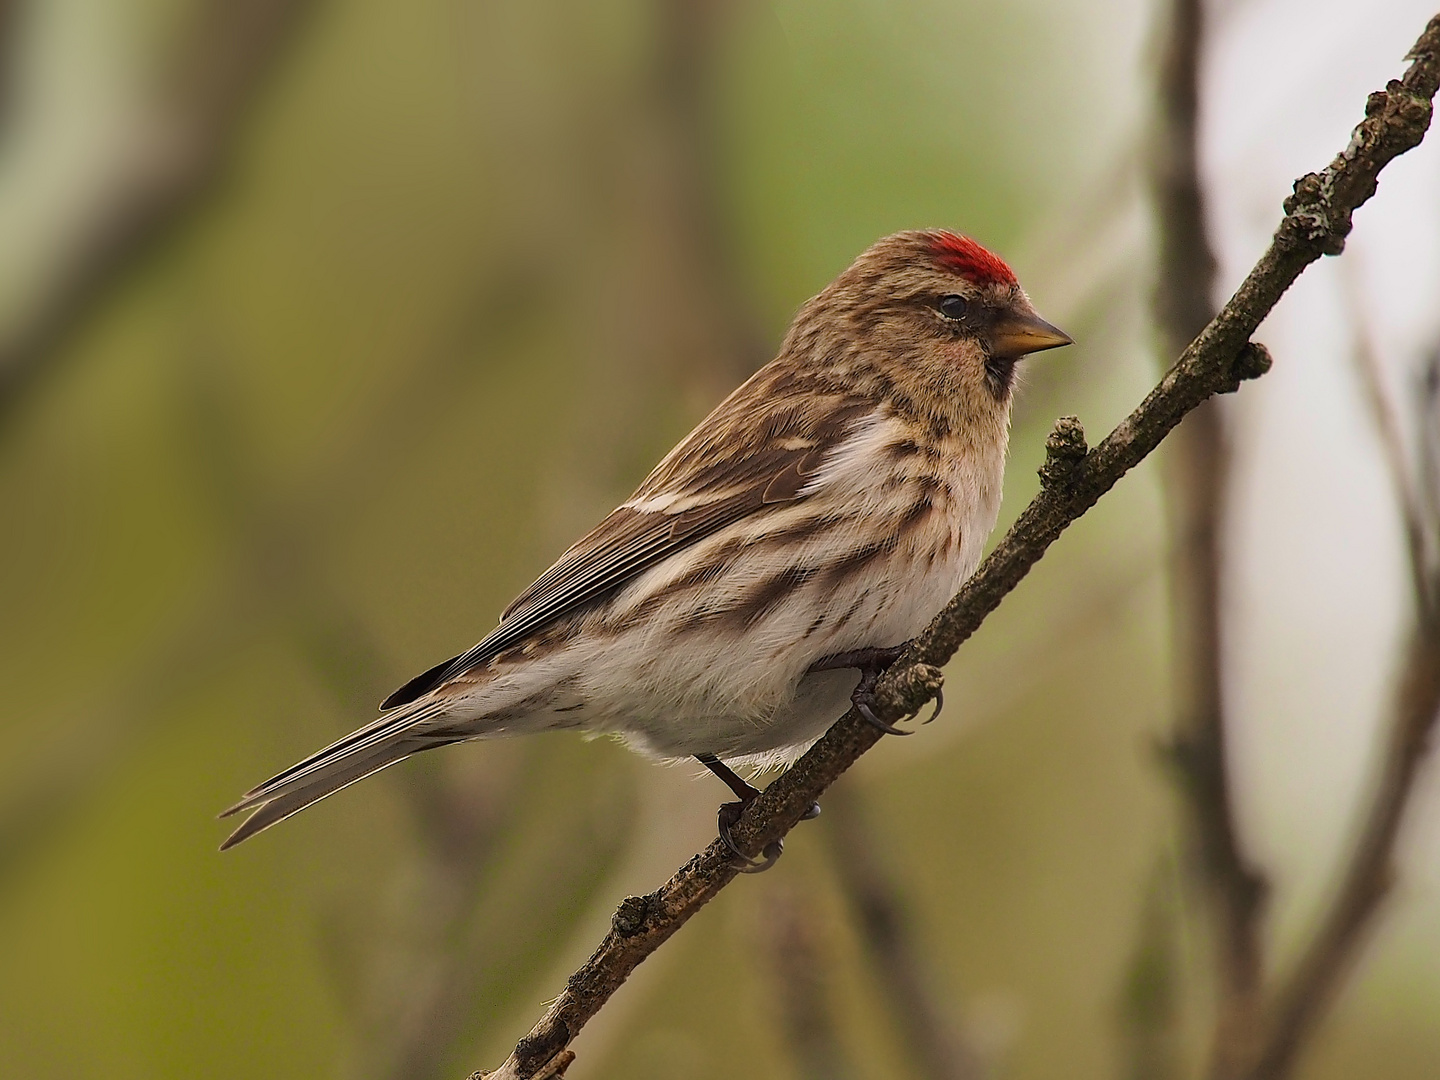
xmin=379 ymin=387 xmax=877 ymax=710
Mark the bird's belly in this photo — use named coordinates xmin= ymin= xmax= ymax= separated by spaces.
xmin=565 ymin=529 xmax=972 ymax=761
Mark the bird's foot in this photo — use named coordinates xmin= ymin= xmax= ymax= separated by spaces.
xmin=697 ymin=753 xmax=818 ymax=873
xmin=716 ymin=798 xmax=784 ymax=873
xmin=854 ymin=686 xmax=944 ymax=733
xmin=809 ymin=644 xmax=945 ymax=735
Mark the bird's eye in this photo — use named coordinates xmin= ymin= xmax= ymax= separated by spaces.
xmin=938 ymin=294 xmax=969 ymax=320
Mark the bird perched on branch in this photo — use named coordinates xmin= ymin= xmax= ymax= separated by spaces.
xmin=221 ymin=230 xmax=1071 ymax=860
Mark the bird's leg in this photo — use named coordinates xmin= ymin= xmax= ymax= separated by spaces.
xmin=697 ymin=753 xmax=776 ymax=872
xmin=806 ymin=645 xmax=905 ymax=674
xmin=807 ymin=644 xmax=944 ymax=734
xmin=696 ymin=753 xmax=816 ymax=873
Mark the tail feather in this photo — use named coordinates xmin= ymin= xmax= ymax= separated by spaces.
xmin=220 ymin=701 xmax=449 ymax=849
xmin=225 ymin=701 xmax=443 ymax=815
xmin=219 ymin=746 xmax=419 ymax=849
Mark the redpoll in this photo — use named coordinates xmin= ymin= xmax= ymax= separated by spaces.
xmin=221 ymin=230 xmax=1071 ymax=851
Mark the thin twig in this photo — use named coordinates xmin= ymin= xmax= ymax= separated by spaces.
xmin=476 ymin=17 xmax=1440 ymax=1079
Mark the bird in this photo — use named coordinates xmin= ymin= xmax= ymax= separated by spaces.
xmin=220 ymin=229 xmax=1071 ymax=858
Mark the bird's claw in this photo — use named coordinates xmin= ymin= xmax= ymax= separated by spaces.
xmin=717 ymin=800 xmax=784 ymax=873
xmin=855 ymin=687 xmax=941 ymax=733
xmin=697 ymin=753 xmax=817 ymax=873
xmin=738 ymin=840 xmax=784 ymax=873
xmin=923 ymin=686 xmax=944 ymax=724
xmin=856 ymin=699 xmax=914 ymax=736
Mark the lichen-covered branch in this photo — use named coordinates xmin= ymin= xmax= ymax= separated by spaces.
xmin=475 ymin=16 xmax=1440 ymax=1079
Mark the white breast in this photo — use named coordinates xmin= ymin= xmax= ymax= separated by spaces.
xmin=570 ymin=409 xmax=1007 ymax=759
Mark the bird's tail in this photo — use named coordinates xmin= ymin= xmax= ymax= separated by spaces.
xmin=219 ymin=701 xmax=452 ymax=849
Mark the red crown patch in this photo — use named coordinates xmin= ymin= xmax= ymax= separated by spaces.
xmin=928 ymin=231 xmax=1017 ymax=287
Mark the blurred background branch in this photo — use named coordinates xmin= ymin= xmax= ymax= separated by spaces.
xmin=1135 ymin=8 xmax=1440 ymax=1080
xmin=759 ymin=884 xmax=854 ymax=1080
xmin=350 ymin=3 xmax=768 ymax=1074
xmin=1234 ymin=319 xmax=1440 ymax=1080
xmin=1144 ymin=0 xmax=1268 ymax=1074
xmin=0 ymin=0 xmax=314 ymax=429
xmin=644 ymin=0 xmax=772 ymax=387
xmin=0 ymin=0 xmax=21 ymax=132
xmin=0 ymin=261 xmax=539 ymax=892
xmin=823 ymin=786 xmax=985 ymax=1080
xmin=1347 ymin=283 xmax=1434 ymax=608
xmin=1120 ymin=861 xmax=1184 ymax=1080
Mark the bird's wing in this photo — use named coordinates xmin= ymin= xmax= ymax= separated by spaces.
xmin=380 ymin=388 xmax=877 ymax=709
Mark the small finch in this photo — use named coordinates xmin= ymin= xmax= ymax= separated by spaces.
xmin=221 ymin=230 xmax=1071 ymax=854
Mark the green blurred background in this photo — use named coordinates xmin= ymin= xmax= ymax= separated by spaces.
xmin=0 ymin=1 xmax=1436 ymax=1078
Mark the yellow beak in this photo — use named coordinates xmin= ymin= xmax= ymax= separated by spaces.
xmin=986 ymin=306 xmax=1073 ymax=361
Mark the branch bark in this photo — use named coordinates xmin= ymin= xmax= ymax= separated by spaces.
xmin=476 ymin=17 xmax=1440 ymax=1078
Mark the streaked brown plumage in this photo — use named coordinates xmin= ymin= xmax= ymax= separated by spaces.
xmin=221 ymin=230 xmax=1071 ymax=849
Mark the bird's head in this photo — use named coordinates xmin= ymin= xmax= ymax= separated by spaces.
xmin=796 ymin=230 xmax=1072 ymax=423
